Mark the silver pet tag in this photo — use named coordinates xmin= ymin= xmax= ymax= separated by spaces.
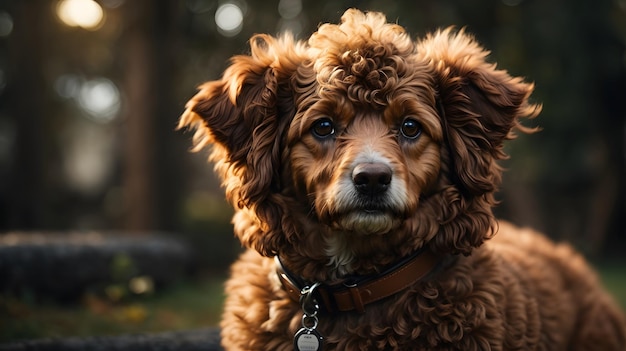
xmin=295 ymin=283 xmax=324 ymax=351
xmin=294 ymin=327 xmax=323 ymax=351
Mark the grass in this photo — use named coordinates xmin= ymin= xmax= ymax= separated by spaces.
xmin=596 ymin=262 xmax=626 ymax=310
xmin=0 ymin=276 xmax=226 ymax=342
xmin=1 ymin=265 xmax=624 ymax=343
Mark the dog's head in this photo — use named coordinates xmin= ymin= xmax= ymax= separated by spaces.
xmin=179 ymin=9 xmax=539 ymax=275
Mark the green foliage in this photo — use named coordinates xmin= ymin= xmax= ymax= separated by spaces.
xmin=597 ymin=262 xmax=626 ymax=310
xmin=0 ymin=277 xmax=225 ymax=342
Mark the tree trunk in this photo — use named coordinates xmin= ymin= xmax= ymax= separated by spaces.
xmin=4 ymin=0 xmax=47 ymax=229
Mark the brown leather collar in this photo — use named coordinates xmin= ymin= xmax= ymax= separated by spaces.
xmin=275 ymin=248 xmax=440 ymax=314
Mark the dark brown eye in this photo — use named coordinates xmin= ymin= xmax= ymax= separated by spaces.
xmin=311 ymin=118 xmax=335 ymax=138
xmin=400 ymin=118 xmax=422 ymax=140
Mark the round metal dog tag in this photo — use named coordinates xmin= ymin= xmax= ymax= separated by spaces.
xmin=294 ymin=328 xmax=323 ymax=351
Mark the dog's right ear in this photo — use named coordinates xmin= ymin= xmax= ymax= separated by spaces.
xmin=178 ymin=34 xmax=304 ymax=256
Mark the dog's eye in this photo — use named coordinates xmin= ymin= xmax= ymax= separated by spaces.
xmin=311 ymin=118 xmax=335 ymax=138
xmin=400 ymin=118 xmax=422 ymax=140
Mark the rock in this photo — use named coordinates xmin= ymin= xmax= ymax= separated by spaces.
xmin=0 ymin=231 xmax=191 ymax=301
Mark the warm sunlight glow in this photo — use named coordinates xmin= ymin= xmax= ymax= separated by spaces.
xmin=56 ymin=0 xmax=104 ymax=30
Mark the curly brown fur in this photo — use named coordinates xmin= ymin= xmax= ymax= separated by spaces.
xmin=179 ymin=9 xmax=626 ymax=351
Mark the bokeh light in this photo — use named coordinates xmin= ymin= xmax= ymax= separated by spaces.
xmin=215 ymin=2 xmax=244 ymax=37
xmin=54 ymin=74 xmax=82 ymax=99
xmin=62 ymin=122 xmax=115 ymax=195
xmin=56 ymin=0 xmax=104 ymax=30
xmin=278 ymin=0 xmax=302 ymax=19
xmin=77 ymin=78 xmax=120 ymax=123
xmin=54 ymin=75 xmax=121 ymax=123
xmin=187 ymin=0 xmax=214 ymax=14
xmin=0 ymin=12 xmax=13 ymax=37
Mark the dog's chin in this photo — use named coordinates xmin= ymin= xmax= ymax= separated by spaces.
xmin=335 ymin=210 xmax=402 ymax=235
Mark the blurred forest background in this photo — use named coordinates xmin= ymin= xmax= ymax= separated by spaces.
xmin=0 ymin=0 xmax=625 ymax=272
xmin=0 ymin=0 xmax=625 ymax=341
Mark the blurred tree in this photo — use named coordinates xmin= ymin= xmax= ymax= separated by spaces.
xmin=118 ymin=0 xmax=184 ymax=231
xmin=119 ymin=0 xmax=157 ymax=231
xmin=2 ymin=0 xmax=48 ymax=229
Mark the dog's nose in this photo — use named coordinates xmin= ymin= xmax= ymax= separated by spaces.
xmin=352 ymin=163 xmax=392 ymax=195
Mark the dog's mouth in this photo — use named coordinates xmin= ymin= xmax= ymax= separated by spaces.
xmin=354 ymin=199 xmax=398 ymax=215
xmin=332 ymin=202 xmax=405 ymax=235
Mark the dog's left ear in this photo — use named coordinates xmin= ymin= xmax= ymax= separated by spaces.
xmin=178 ymin=34 xmax=303 ymax=256
xmin=417 ymin=28 xmax=540 ymax=254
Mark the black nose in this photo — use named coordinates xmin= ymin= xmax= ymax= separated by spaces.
xmin=352 ymin=163 xmax=392 ymax=195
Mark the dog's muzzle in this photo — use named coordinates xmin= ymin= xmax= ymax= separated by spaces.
xmin=324 ymin=161 xmax=406 ymax=234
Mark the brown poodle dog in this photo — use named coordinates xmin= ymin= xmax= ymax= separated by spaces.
xmin=179 ymin=9 xmax=626 ymax=351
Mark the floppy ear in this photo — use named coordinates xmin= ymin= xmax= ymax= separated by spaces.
xmin=416 ymin=28 xmax=540 ymax=254
xmin=178 ymin=34 xmax=303 ymax=256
